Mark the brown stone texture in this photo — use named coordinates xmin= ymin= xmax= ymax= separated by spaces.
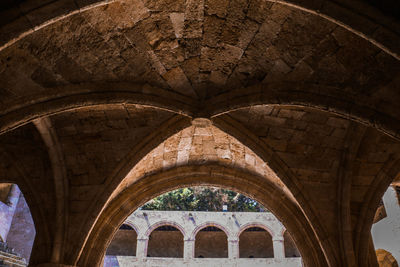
xmin=239 ymin=230 xmax=274 ymax=258
xmin=284 ymin=231 xmax=301 ymax=258
xmin=0 ymin=0 xmax=399 ymax=266
xmin=0 ymin=184 xmax=12 ymax=203
xmin=106 ymin=228 xmax=137 ymax=256
xmin=376 ymin=249 xmax=399 ymax=267
xmin=195 ymin=230 xmax=228 ymax=258
xmin=148 ymin=229 xmax=184 ymax=258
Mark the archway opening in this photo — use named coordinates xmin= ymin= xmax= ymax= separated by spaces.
xmin=0 ymin=183 xmax=35 ymax=265
xmin=102 ymin=183 xmax=305 ymax=266
xmin=148 ymin=225 xmax=184 ymax=258
xmin=106 ymin=224 xmax=137 ymax=256
xmin=284 ymin=230 xmax=301 ymax=258
xmin=239 ymin=227 xmax=274 ymax=258
xmin=195 ymin=226 xmax=228 ymax=258
xmin=94 ymin=118 xmax=315 ymax=267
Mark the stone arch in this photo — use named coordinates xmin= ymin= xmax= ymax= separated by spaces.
xmin=191 ymin=223 xmax=231 ymax=242
xmin=0 ymin=124 xmax=61 ymax=264
xmin=376 ymin=249 xmax=399 ymax=267
xmin=194 ymin=224 xmax=229 ymax=258
xmin=207 ymin=92 xmax=400 ymax=141
xmin=147 ymin=224 xmax=184 ymax=258
xmin=78 ymin=163 xmax=328 ymax=267
xmin=0 ymin=0 xmax=399 ymax=61
xmin=146 ymin=221 xmax=186 ymax=239
xmin=212 ymin=113 xmax=339 ymax=265
xmin=61 ymin=114 xmax=192 ymax=265
xmin=119 ymin=222 xmax=139 ymax=235
xmin=0 ymin=86 xmax=196 ymax=135
xmin=284 ymin=230 xmax=301 ymax=258
xmin=239 ymin=225 xmax=274 ymax=258
xmin=354 ymin=160 xmax=400 ymax=266
xmin=237 ymin=223 xmax=275 ymax=238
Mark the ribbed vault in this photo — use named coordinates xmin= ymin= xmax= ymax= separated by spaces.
xmin=0 ymin=0 xmax=399 ymax=266
xmin=0 ymin=0 xmax=400 ymax=139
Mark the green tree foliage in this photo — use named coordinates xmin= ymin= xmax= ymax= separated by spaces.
xmin=141 ymin=187 xmax=266 ymax=212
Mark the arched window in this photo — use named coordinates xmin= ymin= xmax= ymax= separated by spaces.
xmin=239 ymin=227 xmax=273 ymax=258
xmin=106 ymin=224 xmax=137 ymax=256
xmin=195 ymin=226 xmax=228 ymax=258
xmin=147 ymin=225 xmax=183 ymax=258
xmin=284 ymin=230 xmax=301 ymax=257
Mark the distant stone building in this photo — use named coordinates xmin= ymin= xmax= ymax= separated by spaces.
xmin=372 ymin=186 xmax=400 ymax=267
xmin=104 ymin=210 xmax=302 ymax=267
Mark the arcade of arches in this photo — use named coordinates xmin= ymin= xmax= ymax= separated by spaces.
xmin=0 ymin=0 xmax=400 ymax=266
xmin=104 ymin=209 xmax=302 ymax=266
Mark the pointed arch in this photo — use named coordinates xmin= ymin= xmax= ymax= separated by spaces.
xmin=78 ymin=163 xmax=328 ymax=266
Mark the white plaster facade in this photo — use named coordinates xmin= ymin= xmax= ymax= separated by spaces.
xmin=104 ymin=210 xmax=303 ymax=267
xmin=0 ymin=184 xmax=20 ymax=243
xmin=372 ymin=186 xmax=400 ymax=264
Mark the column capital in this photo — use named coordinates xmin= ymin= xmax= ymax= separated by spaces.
xmin=273 ymin=237 xmax=284 ymax=242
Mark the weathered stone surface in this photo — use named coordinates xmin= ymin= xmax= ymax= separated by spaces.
xmin=0 ymin=0 xmax=399 ymax=266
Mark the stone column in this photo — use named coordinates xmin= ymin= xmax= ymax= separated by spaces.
xmin=383 ymin=186 xmax=400 ymax=219
xmin=0 ymin=184 xmax=20 ymax=242
xmin=184 ymin=239 xmax=195 ymax=260
xmin=136 ymin=238 xmax=148 ymax=259
xmin=228 ymin=238 xmax=239 ymax=259
xmin=273 ymin=237 xmax=285 ymax=260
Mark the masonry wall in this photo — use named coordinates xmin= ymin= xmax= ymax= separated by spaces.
xmin=0 ymin=184 xmax=12 ymax=204
xmin=106 ymin=229 xmax=137 ymax=256
xmin=195 ymin=231 xmax=228 ymax=258
xmin=285 ymin=231 xmax=301 ymax=257
xmin=239 ymin=231 xmax=273 ymax=258
xmin=148 ymin=230 xmax=183 ymax=257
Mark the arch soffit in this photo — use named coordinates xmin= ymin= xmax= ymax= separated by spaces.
xmin=67 ymin=114 xmax=192 ymax=262
xmin=205 ymin=86 xmax=400 ymax=141
xmin=0 ymin=150 xmax=45 ymax=241
xmin=212 ymin=113 xmax=338 ymax=264
xmin=78 ymin=164 xmax=328 ymax=267
xmin=0 ymin=84 xmax=197 ymax=135
xmin=237 ymin=223 xmax=275 ymax=239
xmin=0 ymin=0 xmax=399 ymax=60
xmin=74 ymin=108 xmax=334 ymax=266
xmin=191 ymin=223 xmax=231 ymax=241
xmin=145 ymin=222 xmax=186 ymax=239
xmin=119 ymin=222 xmax=139 ymax=236
xmin=2 ymin=88 xmax=400 ymax=143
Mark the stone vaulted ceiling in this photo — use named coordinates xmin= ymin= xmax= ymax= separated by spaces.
xmin=0 ymin=0 xmax=399 ymax=267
